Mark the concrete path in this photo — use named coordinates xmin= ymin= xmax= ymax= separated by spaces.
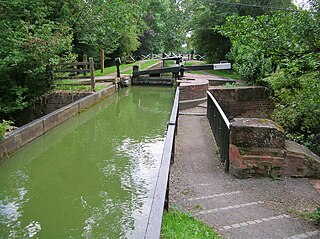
xmin=170 ymin=106 xmax=320 ymax=239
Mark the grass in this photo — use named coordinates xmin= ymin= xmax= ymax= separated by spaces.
xmin=161 ymin=209 xmax=222 ymax=239
xmin=206 ymin=70 xmax=240 ymax=80
xmin=182 ymin=60 xmax=241 ymax=80
xmin=187 ymin=69 xmax=240 ymax=80
xmin=287 ymin=207 xmax=320 ymax=225
xmin=122 ymin=59 xmax=160 ymax=74
xmin=53 ymin=59 xmax=160 ymax=92
xmin=54 ymin=84 xmax=106 ymax=92
xmin=94 ymin=62 xmax=138 ymax=76
xmin=183 ymin=61 xmax=207 ymax=67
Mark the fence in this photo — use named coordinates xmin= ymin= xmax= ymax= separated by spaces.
xmin=53 ymin=57 xmax=95 ymax=91
xmin=144 ymin=87 xmax=179 ymax=239
xmin=207 ymin=91 xmax=230 ymax=172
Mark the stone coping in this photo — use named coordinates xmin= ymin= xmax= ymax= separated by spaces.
xmin=179 ymin=77 xmax=208 ymax=86
xmin=0 ymin=85 xmax=116 ymax=160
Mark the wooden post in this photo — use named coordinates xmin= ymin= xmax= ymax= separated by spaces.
xmin=83 ymin=54 xmax=88 ymax=76
xmin=100 ymin=49 xmax=104 ymax=73
xmin=115 ymin=57 xmax=121 ymax=78
xmin=89 ymin=57 xmax=95 ymax=91
xmin=180 ymin=65 xmax=185 ymax=78
xmin=132 ymin=65 xmax=139 ymax=85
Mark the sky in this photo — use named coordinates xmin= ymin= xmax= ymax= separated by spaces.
xmin=293 ymin=0 xmax=309 ymax=8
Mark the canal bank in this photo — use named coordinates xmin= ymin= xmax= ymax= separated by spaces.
xmin=0 ymin=85 xmax=116 ymax=160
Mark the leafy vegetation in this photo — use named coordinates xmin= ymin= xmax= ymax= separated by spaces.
xmin=288 ymin=207 xmax=320 ymax=225
xmin=0 ymin=120 xmax=13 ymax=140
xmin=184 ymin=0 xmax=319 ymax=154
xmin=0 ymin=0 xmax=185 ymax=123
xmin=218 ymin=4 xmax=320 ymax=155
xmin=184 ymin=0 xmax=294 ymax=63
xmin=161 ymin=209 xmax=222 ymax=239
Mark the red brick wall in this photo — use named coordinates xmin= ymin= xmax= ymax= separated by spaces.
xmin=209 ymin=86 xmax=274 ymax=119
xmin=229 ymin=118 xmax=285 ymax=178
xmin=179 ymin=83 xmax=208 ymax=101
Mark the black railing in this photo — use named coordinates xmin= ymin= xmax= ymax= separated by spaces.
xmin=207 ymin=91 xmax=230 ymax=172
xmin=144 ymin=87 xmax=179 ymax=239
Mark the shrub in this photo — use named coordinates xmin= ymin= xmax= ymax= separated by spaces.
xmin=265 ymin=70 xmax=320 ymax=155
xmin=0 ymin=120 xmax=13 ymax=140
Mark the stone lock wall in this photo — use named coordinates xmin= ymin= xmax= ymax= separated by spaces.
xmin=0 ymin=86 xmax=116 ymax=161
xmin=42 ymin=91 xmax=92 ymax=114
xmin=209 ymin=86 xmax=274 ymax=119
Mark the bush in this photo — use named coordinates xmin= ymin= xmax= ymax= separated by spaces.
xmin=265 ymin=70 xmax=320 ymax=155
xmin=0 ymin=120 xmax=13 ymax=140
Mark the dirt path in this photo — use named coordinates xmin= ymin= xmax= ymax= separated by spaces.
xmin=170 ymin=106 xmax=320 ymax=239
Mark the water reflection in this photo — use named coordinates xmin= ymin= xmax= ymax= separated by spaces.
xmin=0 ymin=86 xmax=173 ymax=238
xmin=0 ymin=170 xmax=42 ymax=238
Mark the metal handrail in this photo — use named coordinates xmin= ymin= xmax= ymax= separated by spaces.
xmin=144 ymin=87 xmax=179 ymax=239
xmin=207 ymin=91 xmax=230 ymax=129
xmin=207 ymin=91 xmax=230 ymax=172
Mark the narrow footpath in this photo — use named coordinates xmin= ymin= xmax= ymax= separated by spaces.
xmin=170 ymin=106 xmax=320 ymax=239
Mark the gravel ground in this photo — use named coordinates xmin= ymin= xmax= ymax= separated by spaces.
xmin=170 ymin=107 xmax=320 ymax=239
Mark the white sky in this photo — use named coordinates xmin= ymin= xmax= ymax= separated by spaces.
xmin=293 ymin=0 xmax=309 ymax=7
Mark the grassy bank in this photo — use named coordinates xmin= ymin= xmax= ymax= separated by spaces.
xmin=53 ymin=59 xmax=160 ymax=91
xmin=161 ymin=209 xmax=222 ymax=239
xmin=122 ymin=59 xmax=160 ymax=74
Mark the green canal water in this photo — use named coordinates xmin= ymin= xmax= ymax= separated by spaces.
xmin=0 ymin=86 xmax=174 ymax=238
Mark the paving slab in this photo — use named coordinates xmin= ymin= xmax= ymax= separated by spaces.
xmin=170 ymin=109 xmax=320 ymax=239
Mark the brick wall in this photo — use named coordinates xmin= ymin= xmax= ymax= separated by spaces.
xmin=209 ymin=86 xmax=274 ymax=119
xmin=229 ymin=118 xmax=285 ymax=178
xmin=228 ymin=118 xmax=320 ymax=179
xmin=179 ymin=82 xmax=208 ymax=101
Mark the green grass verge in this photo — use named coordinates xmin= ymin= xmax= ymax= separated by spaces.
xmin=122 ymin=59 xmax=160 ymax=74
xmin=288 ymin=207 xmax=320 ymax=225
xmin=54 ymin=84 xmax=106 ymax=92
xmin=187 ymin=69 xmax=240 ymax=80
xmin=183 ymin=61 xmax=207 ymax=66
xmin=161 ymin=209 xmax=222 ymax=239
xmin=95 ymin=62 xmax=138 ymax=76
xmin=206 ymin=70 xmax=240 ymax=80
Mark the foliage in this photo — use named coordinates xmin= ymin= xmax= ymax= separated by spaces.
xmin=219 ymin=6 xmax=320 ymax=155
xmin=265 ymin=70 xmax=320 ymax=155
xmin=0 ymin=120 xmax=13 ymax=140
xmin=135 ymin=0 xmax=186 ymax=55
xmin=161 ymin=209 xmax=221 ymax=239
xmin=184 ymin=0 xmax=294 ymax=63
xmin=0 ymin=0 xmax=176 ymax=122
xmin=0 ymin=0 xmax=75 ymax=120
xmin=220 ymin=10 xmax=320 ymax=83
xmin=288 ymin=207 xmax=320 ymax=225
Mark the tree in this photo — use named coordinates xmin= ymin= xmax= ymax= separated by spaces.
xmin=0 ymin=0 xmax=74 ymax=121
xmin=134 ymin=0 xmax=186 ymax=56
xmin=219 ymin=8 xmax=320 ymax=155
xmin=185 ymin=0 xmax=294 ymax=63
xmin=0 ymin=0 xmax=145 ymax=122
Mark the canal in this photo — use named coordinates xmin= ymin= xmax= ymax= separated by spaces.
xmin=0 ymin=86 xmax=174 ymax=238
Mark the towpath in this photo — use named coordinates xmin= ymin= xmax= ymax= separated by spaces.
xmin=170 ymin=101 xmax=320 ymax=238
